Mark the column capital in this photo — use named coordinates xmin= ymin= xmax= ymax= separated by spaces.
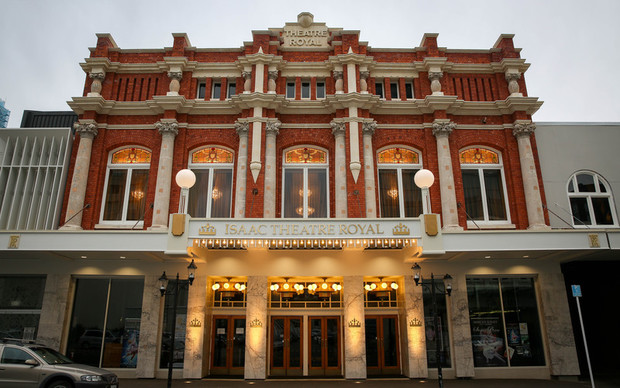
xmin=242 ymin=71 xmax=252 ymax=80
xmin=89 ymin=72 xmax=105 ymax=81
xmin=265 ymin=120 xmax=281 ymax=136
xmin=513 ymin=122 xmax=536 ymax=138
xmin=362 ymin=121 xmax=377 ymax=136
xmin=268 ymin=70 xmax=278 ymax=80
xmin=428 ymin=71 xmax=443 ymax=82
xmin=360 ymin=70 xmax=370 ymax=80
xmin=235 ymin=121 xmax=250 ymax=136
xmin=73 ymin=122 xmax=98 ymax=139
xmin=155 ymin=120 xmax=179 ymax=136
xmin=330 ymin=121 xmax=346 ymax=137
xmin=333 ymin=70 xmax=343 ymax=80
xmin=167 ymin=71 xmax=183 ymax=81
xmin=432 ymin=121 xmax=456 ymax=137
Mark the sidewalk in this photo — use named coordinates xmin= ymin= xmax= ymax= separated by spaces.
xmin=118 ymin=377 xmax=607 ymax=388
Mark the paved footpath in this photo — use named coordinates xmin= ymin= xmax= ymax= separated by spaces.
xmin=118 ymin=377 xmax=612 ymax=388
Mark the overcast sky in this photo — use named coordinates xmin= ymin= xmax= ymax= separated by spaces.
xmin=1 ymin=0 xmax=619 ymax=127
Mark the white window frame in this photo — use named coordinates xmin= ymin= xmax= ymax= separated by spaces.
xmin=316 ymin=80 xmax=326 ymax=99
xmin=389 ymin=81 xmax=399 ymax=99
xmin=184 ymin=147 xmax=235 ymax=218
xmin=286 ymin=80 xmax=296 ymax=99
xmin=404 ymin=81 xmax=414 ymax=99
xmin=567 ymin=171 xmax=618 ymax=227
xmin=98 ymin=146 xmax=151 ymax=228
xmin=226 ymin=79 xmax=236 ymax=99
xmin=211 ymin=80 xmax=222 ymax=100
xmin=375 ymin=79 xmax=385 ymax=99
xmin=197 ymin=81 xmax=206 ymax=99
xmin=281 ymin=146 xmax=330 ymax=219
xmin=377 ymin=146 xmax=424 ymax=217
xmin=301 ymin=80 xmax=311 ymax=99
xmin=460 ymin=147 xmax=512 ymax=228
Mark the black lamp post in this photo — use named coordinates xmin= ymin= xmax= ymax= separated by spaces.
xmin=412 ymin=262 xmax=452 ymax=388
xmin=159 ymin=259 xmax=197 ymax=388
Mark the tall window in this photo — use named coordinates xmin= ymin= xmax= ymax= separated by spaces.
xmin=212 ymin=81 xmax=222 ymax=99
xmin=0 ymin=275 xmax=46 ymax=340
xmin=389 ymin=81 xmax=399 ymax=99
xmin=567 ymin=171 xmax=617 ymax=227
xmin=375 ymin=79 xmax=385 ymax=98
xmin=377 ymin=147 xmax=423 ymax=218
xmin=227 ymin=80 xmax=236 ymax=98
xmin=101 ymin=147 xmax=151 ymax=226
xmin=186 ymin=147 xmax=234 ymax=218
xmin=286 ymin=81 xmax=295 ymax=99
xmin=316 ymin=80 xmax=326 ymax=99
xmin=159 ymin=279 xmax=188 ymax=369
xmin=301 ymin=81 xmax=311 ymax=99
xmin=197 ymin=82 xmax=206 ymax=99
xmin=422 ymin=279 xmax=451 ymax=368
xmin=460 ymin=147 xmax=510 ymax=225
xmin=405 ymin=82 xmax=414 ymax=99
xmin=282 ymin=147 xmax=328 ymax=218
xmin=467 ymin=277 xmax=545 ymax=368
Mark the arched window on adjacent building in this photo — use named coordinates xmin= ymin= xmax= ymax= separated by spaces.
xmin=282 ymin=146 xmax=329 ymax=218
xmin=377 ymin=147 xmax=423 ymax=217
xmin=459 ymin=147 xmax=510 ymax=226
xmin=567 ymin=171 xmax=617 ymax=227
xmin=186 ymin=147 xmax=234 ymax=218
xmin=100 ymin=147 xmax=151 ymax=226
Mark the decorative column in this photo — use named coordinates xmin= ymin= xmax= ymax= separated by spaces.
xmin=136 ymin=275 xmax=161 ymax=378
xmin=61 ymin=121 xmax=98 ymax=230
xmin=234 ymin=121 xmax=249 ymax=218
xmin=513 ymin=122 xmax=548 ymax=230
xmin=244 ymin=276 xmax=269 ymax=380
xmin=184 ymin=274 xmax=207 ymax=379
xmin=432 ymin=121 xmax=462 ymax=231
xmin=167 ymin=71 xmax=183 ymax=96
xmin=331 ymin=121 xmax=347 ymax=218
xmin=268 ymin=70 xmax=278 ymax=93
xmin=37 ymin=274 xmax=71 ymax=350
xmin=359 ymin=71 xmax=369 ymax=94
xmin=242 ymin=70 xmax=252 ymax=93
xmin=402 ymin=275 xmax=427 ymax=378
xmin=343 ymin=276 xmax=366 ymax=379
xmin=362 ymin=121 xmax=377 ymax=218
xmin=151 ymin=120 xmax=179 ymax=229
xmin=506 ymin=72 xmax=522 ymax=97
xmin=429 ymin=71 xmax=443 ymax=95
xmin=263 ymin=120 xmax=280 ymax=218
xmin=334 ymin=70 xmax=344 ymax=94
xmin=449 ymin=273 xmax=475 ymax=378
xmin=88 ymin=72 xmax=105 ymax=97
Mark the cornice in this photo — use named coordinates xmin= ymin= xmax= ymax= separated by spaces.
xmin=324 ymin=92 xmax=381 ymax=109
xmin=277 ymin=99 xmax=335 ymax=114
xmin=235 ymin=52 xmax=285 ymax=69
xmin=229 ymin=92 xmax=287 ymax=110
xmin=370 ymin=62 xmax=418 ymax=78
xmin=326 ymin=53 xmax=376 ymax=69
xmin=279 ymin=62 xmax=332 ymax=77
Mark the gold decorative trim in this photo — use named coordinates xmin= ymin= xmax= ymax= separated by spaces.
xmin=199 ymin=224 xmax=216 ymax=235
xmin=393 ymin=223 xmax=410 ymax=236
xmin=409 ymin=317 xmax=422 ymax=327
xmin=348 ymin=318 xmax=361 ymax=328
xmin=250 ymin=318 xmax=263 ymax=328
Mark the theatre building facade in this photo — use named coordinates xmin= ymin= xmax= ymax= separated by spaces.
xmin=3 ymin=13 xmax=619 ymax=381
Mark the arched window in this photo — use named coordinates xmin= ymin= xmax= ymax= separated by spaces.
xmin=100 ymin=147 xmax=151 ymax=225
xmin=282 ymin=146 xmax=328 ymax=218
xmin=186 ymin=147 xmax=234 ymax=218
xmin=567 ymin=171 xmax=617 ymax=227
xmin=460 ymin=147 xmax=510 ymax=225
xmin=377 ymin=147 xmax=423 ymax=217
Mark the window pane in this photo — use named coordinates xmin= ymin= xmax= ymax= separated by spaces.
xmin=307 ymin=169 xmax=327 ymax=218
xmin=1 ymin=348 xmax=32 ymax=364
xmin=467 ymin=278 xmax=507 ymax=367
xmin=390 ymin=82 xmax=398 ymax=99
xmin=592 ymin=197 xmax=614 ymax=225
xmin=188 ymin=170 xmax=209 ymax=217
xmin=283 ymin=169 xmax=303 ymax=218
xmin=500 ymin=278 xmax=545 ymax=366
xmin=379 ymin=169 xmax=400 ymax=217
xmin=569 ymin=197 xmax=592 ymax=225
xmin=102 ymin=279 xmax=144 ymax=368
xmin=567 ymin=180 xmax=574 ymax=193
xmin=103 ymin=170 xmax=127 ymax=221
xmin=316 ymin=82 xmax=325 ymax=98
xmin=227 ymin=82 xmax=236 ymax=98
xmin=402 ymin=169 xmax=422 ymax=217
xmin=160 ymin=280 xmax=189 ymax=369
xmin=405 ymin=83 xmax=413 ymax=99
xmin=576 ymin=173 xmax=595 ymax=192
xmin=126 ymin=170 xmax=148 ymax=221
xmin=197 ymin=83 xmax=206 ymax=99
xmin=211 ymin=169 xmax=232 ymax=218
xmin=286 ymin=82 xmax=295 ymax=98
xmin=423 ymin=280 xmax=451 ymax=368
xmin=483 ymin=169 xmax=507 ymax=221
xmin=212 ymin=83 xmax=221 ymax=99
xmin=0 ymin=276 xmax=45 ymax=309
xmin=301 ymin=82 xmax=310 ymax=98
xmin=375 ymin=82 xmax=384 ymax=98
xmin=462 ymin=170 xmax=484 ymax=220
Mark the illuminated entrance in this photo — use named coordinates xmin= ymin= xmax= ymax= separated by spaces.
xmin=270 ymin=316 xmax=303 ymax=376
xmin=365 ymin=315 xmax=400 ymax=375
xmin=210 ymin=316 xmax=245 ymax=376
xmin=308 ymin=316 xmax=342 ymax=376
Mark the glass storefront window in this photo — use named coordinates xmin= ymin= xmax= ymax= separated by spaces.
xmin=159 ymin=280 xmax=189 ymax=369
xmin=467 ymin=277 xmax=545 ymax=368
xmin=66 ymin=278 xmax=144 ymax=368
xmin=0 ymin=275 xmax=46 ymax=340
xmin=422 ymin=279 xmax=451 ymax=368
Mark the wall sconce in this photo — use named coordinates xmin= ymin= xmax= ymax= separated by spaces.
xmin=212 ymin=278 xmax=246 ymax=299
xmin=364 ymin=278 xmax=398 ymax=298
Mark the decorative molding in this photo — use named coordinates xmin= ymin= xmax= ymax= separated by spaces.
xmin=330 ymin=121 xmax=346 ymax=137
xmin=513 ymin=122 xmax=536 ymax=138
xmin=73 ymin=122 xmax=98 ymax=139
xmin=155 ymin=121 xmax=179 ymax=136
xmin=250 ymin=318 xmax=263 ymax=328
xmin=167 ymin=71 xmax=183 ymax=81
xmin=189 ymin=318 xmax=202 ymax=327
xmin=265 ymin=120 xmax=281 ymax=136
xmin=348 ymin=318 xmax=362 ymax=328
xmin=409 ymin=317 xmax=423 ymax=327
xmin=8 ymin=235 xmax=19 ymax=249
xmin=432 ymin=121 xmax=456 ymax=138
xmin=362 ymin=121 xmax=377 ymax=136
xmin=235 ymin=121 xmax=249 ymax=136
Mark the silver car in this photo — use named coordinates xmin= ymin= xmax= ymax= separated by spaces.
xmin=0 ymin=339 xmax=118 ymax=388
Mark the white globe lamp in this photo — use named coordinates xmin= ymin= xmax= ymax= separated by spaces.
xmin=414 ymin=169 xmax=435 ymax=214
xmin=176 ymin=169 xmax=196 ymax=213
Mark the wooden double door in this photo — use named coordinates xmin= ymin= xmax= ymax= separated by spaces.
xmin=210 ymin=316 xmax=245 ymax=376
xmin=270 ymin=316 xmax=342 ymax=377
xmin=365 ymin=315 xmax=401 ymax=376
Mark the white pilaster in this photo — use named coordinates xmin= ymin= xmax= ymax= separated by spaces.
xmin=450 ymin=274 xmax=475 ymax=378
xmin=136 ymin=275 xmax=161 ymax=378
xmin=249 ymin=107 xmax=263 ymax=183
xmin=346 ymin=63 xmax=357 ymax=93
xmin=183 ymin=275 xmax=207 ymax=379
xmin=254 ymin=63 xmax=265 ymax=93
xmin=245 ymin=276 xmax=269 ymax=379
xmin=432 ymin=121 xmax=463 ymax=231
xmin=234 ymin=122 xmax=249 ymax=218
xmin=264 ymin=120 xmax=280 ymax=218
xmin=151 ymin=120 xmax=179 ymax=229
xmin=331 ymin=121 xmax=347 ymax=218
xmin=348 ymin=107 xmax=361 ymax=183
xmin=362 ymin=121 xmax=377 ymax=218
xmin=402 ymin=275 xmax=427 ymax=378
xmin=343 ymin=276 xmax=366 ymax=379
xmin=37 ymin=274 xmax=71 ymax=350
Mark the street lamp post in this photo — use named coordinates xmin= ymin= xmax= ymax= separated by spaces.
xmin=412 ymin=262 xmax=452 ymax=388
xmin=159 ymin=259 xmax=197 ymax=388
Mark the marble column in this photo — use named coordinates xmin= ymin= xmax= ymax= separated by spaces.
xmin=538 ymin=272 xmax=580 ymax=377
xmin=432 ymin=121 xmax=463 ymax=231
xmin=449 ymin=273 xmax=475 ymax=378
xmin=37 ymin=274 xmax=71 ymax=350
xmin=343 ymin=276 xmax=366 ymax=379
xmin=244 ymin=276 xmax=268 ymax=379
xmin=184 ymin=275 xmax=208 ymax=379
xmin=151 ymin=120 xmax=179 ymax=229
xmin=234 ymin=122 xmax=249 ymax=218
xmin=513 ymin=123 xmax=548 ymax=230
xmin=263 ymin=120 xmax=280 ymax=218
xmin=136 ymin=275 xmax=162 ymax=378
xmin=402 ymin=275 xmax=428 ymax=378
xmin=61 ymin=121 xmax=98 ymax=230
xmin=331 ymin=121 xmax=347 ymax=218
xmin=362 ymin=121 xmax=377 ymax=218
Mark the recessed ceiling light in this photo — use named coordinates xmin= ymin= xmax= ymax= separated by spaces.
xmin=523 ymin=255 xmax=530 ymax=258
xmin=120 ymin=256 xmax=126 ymax=259
xmin=80 ymin=255 xmax=87 ymax=259
xmin=484 ymin=255 xmax=491 ymax=259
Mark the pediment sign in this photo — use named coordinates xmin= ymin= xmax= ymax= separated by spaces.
xmin=282 ymin=13 xmax=330 ymax=49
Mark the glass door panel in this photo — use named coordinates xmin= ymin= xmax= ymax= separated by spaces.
xmin=308 ymin=316 xmax=341 ymax=376
xmin=365 ymin=315 xmax=400 ymax=375
xmin=211 ymin=316 xmax=245 ymax=376
xmin=231 ymin=318 xmax=246 ymax=369
xmin=270 ymin=316 xmax=303 ymax=376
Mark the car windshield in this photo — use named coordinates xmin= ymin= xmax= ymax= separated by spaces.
xmin=30 ymin=347 xmax=74 ymax=365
